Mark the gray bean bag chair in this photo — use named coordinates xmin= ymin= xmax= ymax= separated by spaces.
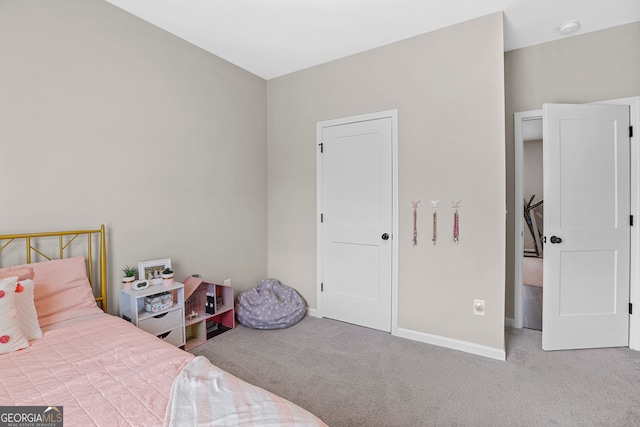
xmin=236 ymin=279 xmax=306 ymax=329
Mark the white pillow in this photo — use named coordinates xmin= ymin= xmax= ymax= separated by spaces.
xmin=0 ymin=277 xmax=30 ymax=354
xmin=15 ymin=279 xmax=42 ymax=340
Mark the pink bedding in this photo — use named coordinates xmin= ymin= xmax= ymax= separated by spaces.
xmin=0 ymin=313 xmax=193 ymax=426
xmin=0 ymin=255 xmax=327 ymax=426
xmin=0 ymin=313 xmax=327 ymax=426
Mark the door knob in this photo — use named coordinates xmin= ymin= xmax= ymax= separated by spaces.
xmin=550 ymin=235 xmax=563 ymax=244
xmin=381 ymin=233 xmax=389 ymax=240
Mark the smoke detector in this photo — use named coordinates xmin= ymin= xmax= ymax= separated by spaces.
xmin=557 ymin=20 xmax=581 ymax=35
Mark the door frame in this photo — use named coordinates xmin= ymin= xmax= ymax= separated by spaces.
xmin=513 ymin=97 xmax=640 ymax=350
xmin=513 ymin=108 xmax=542 ymax=330
xmin=316 ymin=109 xmax=399 ymax=334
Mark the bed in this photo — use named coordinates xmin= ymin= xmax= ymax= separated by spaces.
xmin=0 ymin=226 xmax=327 ymax=426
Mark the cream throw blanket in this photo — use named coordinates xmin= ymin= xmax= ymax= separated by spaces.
xmin=165 ymin=356 xmax=327 ymax=426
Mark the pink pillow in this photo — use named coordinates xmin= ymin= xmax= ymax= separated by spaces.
xmin=6 ymin=257 xmax=102 ymax=327
xmin=0 ymin=277 xmax=30 ymax=354
xmin=0 ymin=267 xmax=34 ymax=281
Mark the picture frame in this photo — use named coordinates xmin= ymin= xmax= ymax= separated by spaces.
xmin=138 ymin=258 xmax=171 ymax=286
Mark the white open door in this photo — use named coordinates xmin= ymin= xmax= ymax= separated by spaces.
xmin=542 ymin=103 xmax=630 ymax=350
xmin=320 ymin=117 xmax=393 ymax=332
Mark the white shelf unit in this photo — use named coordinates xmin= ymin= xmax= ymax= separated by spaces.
xmin=119 ymin=281 xmax=185 ymax=347
xmin=183 ymin=276 xmax=235 ymax=351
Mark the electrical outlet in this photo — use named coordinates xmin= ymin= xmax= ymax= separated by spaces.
xmin=224 ymin=278 xmax=231 ymax=286
xmin=473 ymin=299 xmax=485 ymax=316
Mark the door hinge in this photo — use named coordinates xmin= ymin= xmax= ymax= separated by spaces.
xmin=631 ymin=215 xmax=634 ymax=226
xmin=319 ymin=142 xmax=324 ymax=153
xmin=321 ymin=282 xmax=323 ymax=292
xmin=320 ymin=213 xmax=324 ymax=223
xmin=630 ymin=126 xmax=634 ymax=138
xmin=630 ymin=303 xmax=633 ymax=315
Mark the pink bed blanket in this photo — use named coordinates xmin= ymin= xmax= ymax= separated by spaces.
xmin=0 ymin=313 xmax=192 ymax=426
xmin=0 ymin=313 xmax=327 ymax=426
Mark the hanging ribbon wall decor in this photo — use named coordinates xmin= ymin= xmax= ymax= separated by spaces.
xmin=411 ymin=201 xmax=420 ymax=247
xmin=452 ymin=200 xmax=461 ymax=243
xmin=430 ymin=200 xmax=439 ymax=245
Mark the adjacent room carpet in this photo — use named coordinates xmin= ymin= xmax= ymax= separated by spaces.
xmin=523 ymin=256 xmax=543 ymax=287
xmin=190 ymin=316 xmax=640 ymax=426
xmin=522 ymin=284 xmax=543 ymax=330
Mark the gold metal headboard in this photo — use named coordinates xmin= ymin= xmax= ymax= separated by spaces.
xmin=0 ymin=225 xmax=108 ymax=312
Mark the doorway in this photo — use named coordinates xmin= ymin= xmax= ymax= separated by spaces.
xmin=513 ymin=97 xmax=640 ymax=351
xmin=522 ymin=118 xmax=543 ymax=331
xmin=316 ymin=110 xmax=399 ymax=333
xmin=514 ymin=111 xmax=543 ymax=331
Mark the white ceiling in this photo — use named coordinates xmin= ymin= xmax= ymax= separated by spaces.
xmin=105 ymin=0 xmax=640 ymax=80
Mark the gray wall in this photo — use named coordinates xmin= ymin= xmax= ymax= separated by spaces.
xmin=504 ymin=21 xmax=640 ymax=319
xmin=11 ymin=0 xmax=626 ymax=351
xmin=267 ymin=13 xmax=506 ymax=350
xmin=0 ymin=0 xmax=268 ymax=312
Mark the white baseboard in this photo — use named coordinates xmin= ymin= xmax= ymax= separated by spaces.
xmin=306 ymin=307 xmax=320 ymax=318
xmin=504 ymin=317 xmax=514 ymax=328
xmin=306 ymin=309 xmax=506 ymax=360
xmin=395 ymin=327 xmax=506 ymax=361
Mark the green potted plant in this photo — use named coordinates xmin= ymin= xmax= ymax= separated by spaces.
xmin=162 ymin=267 xmax=174 ymax=286
xmin=122 ymin=266 xmax=136 ymax=290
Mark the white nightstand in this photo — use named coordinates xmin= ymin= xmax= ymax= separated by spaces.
xmin=119 ymin=282 xmax=185 ymax=347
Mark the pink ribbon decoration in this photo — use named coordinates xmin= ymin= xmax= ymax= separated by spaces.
xmin=411 ymin=201 xmax=420 ymax=247
xmin=452 ymin=200 xmax=461 ymax=243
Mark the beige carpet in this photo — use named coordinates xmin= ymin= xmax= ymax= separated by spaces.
xmin=191 ymin=316 xmax=640 ymax=426
xmin=523 ymin=256 xmax=543 ymax=287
